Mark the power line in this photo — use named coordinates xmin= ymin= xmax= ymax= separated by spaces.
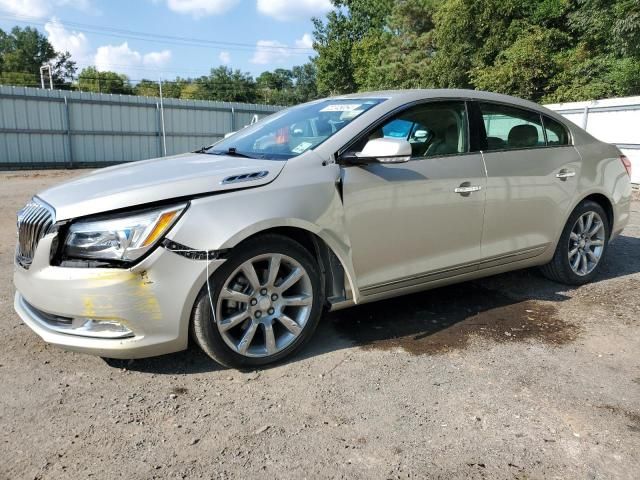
xmin=0 ymin=71 xmax=305 ymax=95
xmin=0 ymin=12 xmax=316 ymax=54
xmin=1 ymin=69 xmax=304 ymax=86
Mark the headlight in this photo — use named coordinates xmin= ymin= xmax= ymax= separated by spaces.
xmin=64 ymin=204 xmax=187 ymax=262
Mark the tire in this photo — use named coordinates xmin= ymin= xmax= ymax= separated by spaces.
xmin=540 ymin=200 xmax=610 ymax=285
xmin=191 ymin=234 xmax=324 ymax=369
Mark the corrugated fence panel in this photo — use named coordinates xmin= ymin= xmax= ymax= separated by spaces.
xmin=0 ymin=86 xmax=282 ymax=169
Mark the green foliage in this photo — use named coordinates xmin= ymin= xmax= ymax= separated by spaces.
xmin=313 ymin=0 xmax=640 ymax=102
xmin=256 ymin=68 xmax=294 ymax=104
xmin=544 ymin=50 xmax=640 ymax=102
xmin=291 ymin=63 xmax=318 ymax=103
xmin=0 ymin=26 xmax=76 ymax=88
xmin=312 ymin=0 xmax=394 ymax=95
xmin=359 ymin=0 xmax=439 ymax=89
xmin=78 ymin=67 xmax=133 ymax=94
xmin=471 ymin=26 xmax=570 ymax=101
xmin=199 ymin=66 xmax=257 ymax=103
xmin=134 ymin=79 xmax=161 ymax=97
xmin=131 ymin=66 xmax=317 ymax=105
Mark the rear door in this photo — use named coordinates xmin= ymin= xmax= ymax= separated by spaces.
xmin=470 ymin=101 xmax=581 ymax=263
xmin=340 ymin=100 xmax=487 ymax=294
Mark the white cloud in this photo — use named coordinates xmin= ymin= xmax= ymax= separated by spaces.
xmin=56 ymin=0 xmax=90 ymax=9
xmin=95 ymin=42 xmax=172 ymax=77
xmin=143 ymin=50 xmax=172 ymax=67
xmin=250 ymin=34 xmax=315 ymax=66
xmin=0 ymin=0 xmax=91 ymax=18
xmin=256 ymin=0 xmax=332 ymax=21
xmin=219 ymin=51 xmax=231 ymax=64
xmin=44 ymin=17 xmax=91 ymax=62
xmin=294 ymin=33 xmax=313 ymax=49
xmin=41 ymin=17 xmax=172 ymax=78
xmin=0 ymin=0 xmax=49 ymax=17
xmin=165 ymin=0 xmax=239 ymax=17
xmin=250 ymin=40 xmax=289 ymax=65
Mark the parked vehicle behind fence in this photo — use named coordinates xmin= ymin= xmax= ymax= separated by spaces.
xmin=14 ymin=89 xmax=632 ymax=368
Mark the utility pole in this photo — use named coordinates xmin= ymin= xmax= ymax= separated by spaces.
xmin=159 ymin=75 xmax=167 ymax=157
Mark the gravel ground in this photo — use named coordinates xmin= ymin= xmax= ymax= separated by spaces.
xmin=1 ymin=170 xmax=639 ymax=480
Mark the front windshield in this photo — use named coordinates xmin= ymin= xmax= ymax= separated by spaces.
xmin=206 ymin=98 xmax=385 ymax=160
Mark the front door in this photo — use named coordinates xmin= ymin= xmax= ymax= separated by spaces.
xmin=340 ymin=101 xmax=487 ymax=295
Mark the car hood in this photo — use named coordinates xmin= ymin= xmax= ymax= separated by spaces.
xmin=38 ymin=153 xmax=286 ymax=221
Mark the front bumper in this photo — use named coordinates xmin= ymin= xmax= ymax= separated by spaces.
xmin=13 ymin=233 xmax=225 ymax=359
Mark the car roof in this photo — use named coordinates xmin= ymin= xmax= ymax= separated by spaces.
xmin=331 ymin=89 xmax=555 ymax=117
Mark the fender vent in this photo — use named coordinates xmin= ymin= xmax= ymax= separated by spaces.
xmin=221 ymin=171 xmax=269 ymax=185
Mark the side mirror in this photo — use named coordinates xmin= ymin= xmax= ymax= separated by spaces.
xmin=353 ymin=138 xmax=412 ymax=164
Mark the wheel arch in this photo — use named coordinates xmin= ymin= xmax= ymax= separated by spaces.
xmin=546 ymin=190 xmax=616 ymax=261
xmin=581 ymin=193 xmax=614 ymax=229
xmin=223 ymin=223 xmax=356 ymax=307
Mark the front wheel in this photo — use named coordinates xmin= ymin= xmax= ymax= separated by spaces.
xmin=191 ymin=234 xmax=323 ymax=369
xmin=540 ymin=200 xmax=610 ymax=285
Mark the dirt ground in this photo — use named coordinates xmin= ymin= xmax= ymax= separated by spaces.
xmin=1 ymin=170 xmax=639 ymax=480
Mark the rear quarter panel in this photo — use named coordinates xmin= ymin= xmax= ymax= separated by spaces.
xmin=573 ymin=140 xmax=632 ymax=238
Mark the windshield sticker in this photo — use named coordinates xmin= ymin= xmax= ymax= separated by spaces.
xmin=292 ymin=141 xmax=313 ymax=154
xmin=320 ymin=104 xmax=363 ymax=112
xmin=340 ymin=109 xmax=364 ymax=119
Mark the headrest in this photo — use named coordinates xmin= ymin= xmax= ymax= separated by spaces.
xmin=508 ymin=124 xmax=538 ymax=148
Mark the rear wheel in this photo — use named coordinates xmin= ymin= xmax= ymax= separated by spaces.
xmin=540 ymin=200 xmax=610 ymax=285
xmin=191 ymin=235 xmax=323 ymax=368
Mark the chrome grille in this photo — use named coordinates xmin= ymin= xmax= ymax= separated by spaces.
xmin=16 ymin=199 xmax=55 ymax=269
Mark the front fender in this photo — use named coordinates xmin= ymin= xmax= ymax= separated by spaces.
xmin=165 ymin=156 xmax=360 ymax=301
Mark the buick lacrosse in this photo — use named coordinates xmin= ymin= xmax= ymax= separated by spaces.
xmin=14 ymin=89 xmax=632 ymax=368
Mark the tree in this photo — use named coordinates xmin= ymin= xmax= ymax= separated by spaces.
xmin=134 ymin=79 xmax=160 ymax=97
xmin=312 ymin=0 xmax=394 ymax=95
xmin=134 ymin=78 xmax=186 ymax=98
xmin=201 ymin=66 xmax=256 ymax=102
xmin=179 ymin=81 xmax=207 ymax=100
xmin=0 ymin=26 xmax=76 ymax=88
xmin=471 ymin=26 xmax=570 ymax=101
xmin=354 ymin=0 xmax=439 ymax=90
xmin=543 ymin=0 xmax=640 ymax=101
xmin=544 ymin=49 xmax=640 ymax=103
xmin=292 ymin=63 xmax=318 ymax=103
xmin=77 ymin=67 xmax=133 ymax=94
xmin=256 ymin=68 xmax=294 ymax=104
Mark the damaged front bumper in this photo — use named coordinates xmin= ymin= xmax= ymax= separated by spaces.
xmin=13 ymin=233 xmax=225 ymax=359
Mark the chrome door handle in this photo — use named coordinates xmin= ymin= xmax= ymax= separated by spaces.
xmin=454 ymin=185 xmax=482 ymax=194
xmin=556 ymin=169 xmax=576 ymax=180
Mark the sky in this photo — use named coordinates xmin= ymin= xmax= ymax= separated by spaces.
xmin=0 ymin=0 xmax=330 ymax=81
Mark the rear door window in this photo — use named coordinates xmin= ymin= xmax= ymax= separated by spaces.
xmin=478 ymin=102 xmax=545 ymax=151
xmin=542 ymin=116 xmax=570 ymax=145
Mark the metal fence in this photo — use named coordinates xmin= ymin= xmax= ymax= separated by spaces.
xmin=0 ymin=86 xmax=282 ymax=169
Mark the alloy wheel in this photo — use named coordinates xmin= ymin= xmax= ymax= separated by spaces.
xmin=215 ymin=253 xmax=313 ymax=358
xmin=568 ymin=211 xmax=606 ymax=276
